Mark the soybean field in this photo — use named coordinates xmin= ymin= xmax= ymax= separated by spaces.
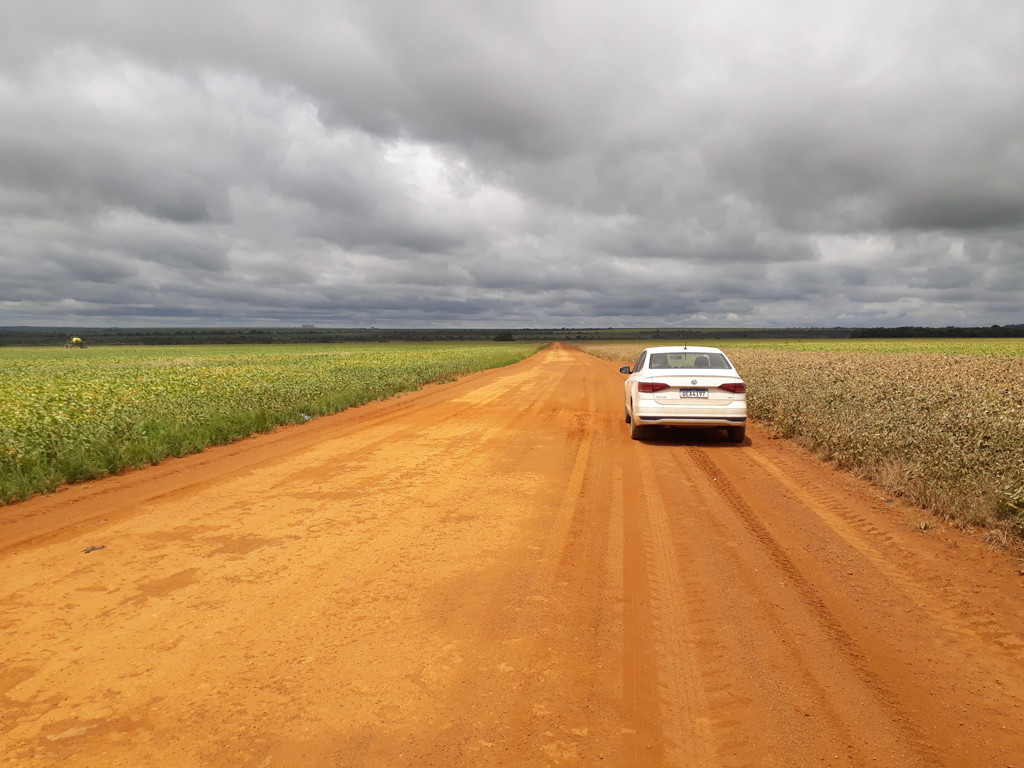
xmin=0 ymin=342 xmax=540 ymax=503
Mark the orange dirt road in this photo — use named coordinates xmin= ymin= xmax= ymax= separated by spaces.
xmin=2 ymin=344 xmax=1023 ymax=767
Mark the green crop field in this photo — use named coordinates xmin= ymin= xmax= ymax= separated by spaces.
xmin=579 ymin=338 xmax=1024 ymax=544
xmin=0 ymin=343 xmax=540 ymax=504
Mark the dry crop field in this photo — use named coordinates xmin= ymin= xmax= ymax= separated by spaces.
xmin=0 ymin=342 xmax=538 ymax=504
xmin=579 ymin=338 xmax=1024 ymax=544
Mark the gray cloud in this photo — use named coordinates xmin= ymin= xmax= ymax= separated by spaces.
xmin=2 ymin=0 xmax=1023 ymax=329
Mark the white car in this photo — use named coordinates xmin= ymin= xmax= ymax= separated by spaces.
xmin=619 ymin=346 xmax=747 ymax=442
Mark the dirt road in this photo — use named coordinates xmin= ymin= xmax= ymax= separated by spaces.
xmin=2 ymin=344 xmax=1023 ymax=767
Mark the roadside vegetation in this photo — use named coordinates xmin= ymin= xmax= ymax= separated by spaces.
xmin=0 ymin=343 xmax=540 ymax=504
xmin=580 ymin=339 xmax=1024 ymax=546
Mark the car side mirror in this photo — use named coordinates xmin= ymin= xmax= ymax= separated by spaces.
xmin=619 ymin=366 xmax=631 ymax=374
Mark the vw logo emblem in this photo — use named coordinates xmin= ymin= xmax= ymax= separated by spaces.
xmin=691 ymin=379 xmax=698 ymax=385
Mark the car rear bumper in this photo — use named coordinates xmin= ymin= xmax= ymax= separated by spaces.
xmin=632 ymin=401 xmax=747 ymax=428
xmin=635 ymin=415 xmax=747 ymax=427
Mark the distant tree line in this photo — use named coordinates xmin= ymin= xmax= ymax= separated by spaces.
xmin=1 ymin=326 xmax=848 ymax=346
xmin=850 ymin=325 xmax=1024 ymax=338
xmin=1 ymin=324 xmax=1021 ymax=347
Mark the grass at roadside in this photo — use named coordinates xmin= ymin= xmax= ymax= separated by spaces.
xmin=0 ymin=342 xmax=541 ymax=504
xmin=579 ymin=339 xmax=1024 ymax=545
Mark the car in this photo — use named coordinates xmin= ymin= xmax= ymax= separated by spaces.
xmin=619 ymin=345 xmax=747 ymax=442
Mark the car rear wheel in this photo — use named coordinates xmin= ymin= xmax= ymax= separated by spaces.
xmin=625 ymin=407 xmax=631 ymax=424
xmin=726 ymin=425 xmax=745 ymax=443
xmin=629 ymin=414 xmax=646 ymax=440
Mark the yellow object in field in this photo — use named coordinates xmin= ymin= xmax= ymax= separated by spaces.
xmin=72 ymin=337 xmax=82 ymax=344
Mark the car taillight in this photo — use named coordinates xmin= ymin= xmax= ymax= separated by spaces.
xmin=637 ymin=382 xmax=670 ymax=393
xmin=719 ymin=382 xmax=746 ymax=394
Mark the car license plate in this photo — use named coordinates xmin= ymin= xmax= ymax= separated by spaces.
xmin=680 ymin=389 xmax=708 ymax=398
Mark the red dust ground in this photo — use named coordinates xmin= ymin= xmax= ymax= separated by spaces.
xmin=2 ymin=344 xmax=1022 ymax=766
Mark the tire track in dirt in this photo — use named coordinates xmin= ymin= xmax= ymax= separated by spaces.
xmin=625 ymin=449 xmax=718 ymax=766
xmin=675 ymin=437 xmax=1024 ymax=765
xmin=745 ymin=447 xmax=1024 ymax=659
xmin=679 ymin=444 xmax=939 ymax=765
xmin=624 ymin=439 xmax=883 ymax=765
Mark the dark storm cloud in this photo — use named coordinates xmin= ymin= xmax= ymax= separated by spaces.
xmin=1 ymin=0 xmax=1023 ymax=328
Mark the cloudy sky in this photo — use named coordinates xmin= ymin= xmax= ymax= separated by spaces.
xmin=2 ymin=0 xmax=1023 ymax=328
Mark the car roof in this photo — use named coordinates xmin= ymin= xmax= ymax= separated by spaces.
xmin=642 ymin=345 xmax=724 ymax=354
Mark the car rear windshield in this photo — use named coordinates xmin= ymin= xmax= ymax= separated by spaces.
xmin=648 ymin=352 xmax=731 ymax=370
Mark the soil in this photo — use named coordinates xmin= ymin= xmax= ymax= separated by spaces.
xmin=2 ymin=344 xmax=1022 ymax=767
